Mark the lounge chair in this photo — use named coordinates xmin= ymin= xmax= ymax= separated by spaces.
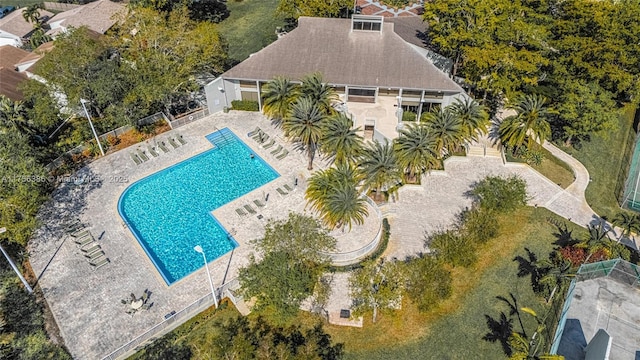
xmin=256 ymin=133 xmax=269 ymax=144
xmin=158 ymin=142 xmax=170 ymax=153
xmin=235 ymin=208 xmax=248 ymax=216
xmin=90 ymin=257 xmax=110 ymax=269
xmin=276 ymin=187 xmax=288 ymax=196
xmin=284 ymin=184 xmax=294 ymax=192
xmin=276 ymin=149 xmax=289 ymax=160
xmin=244 ymin=204 xmax=257 ymax=214
xmin=130 ymin=153 xmax=142 ymax=165
xmin=81 ymin=243 xmax=101 ymax=254
xmin=75 ymin=236 xmax=94 ymax=247
xmin=141 ymin=302 xmax=153 ymax=310
xmin=262 ymin=139 xmax=276 ymax=149
xmin=137 ymin=149 xmax=149 ymax=161
xmin=177 ymin=135 xmax=187 ymax=145
xmin=247 ymin=127 xmax=261 ymax=137
xmin=253 ymin=199 xmax=266 ymax=208
xmin=71 ymin=229 xmax=90 ymax=238
xmin=168 ymin=138 xmax=180 ymax=149
xmin=85 ymin=250 xmax=105 ymax=260
xmin=147 ymin=146 xmax=159 ymax=157
xmin=270 ymin=145 xmax=283 ymax=155
xmin=252 ymin=129 xmax=264 ymax=141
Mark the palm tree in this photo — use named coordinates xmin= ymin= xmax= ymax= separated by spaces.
xmin=450 ymin=97 xmax=489 ymax=142
xmin=612 ymin=211 xmax=640 ymax=239
xmin=283 ymin=97 xmax=327 ymax=170
xmin=299 ymin=72 xmax=338 ymax=115
xmin=305 ymin=164 xmax=368 ymax=230
xmin=359 ymin=140 xmax=403 ymax=202
xmin=321 ymin=179 xmax=368 ymax=230
xmin=321 ymin=112 xmax=364 ymax=166
xmin=22 ymin=3 xmax=44 ymax=25
xmin=393 ymin=123 xmax=439 ymax=183
xmin=508 ymin=308 xmax=564 ymax=360
xmin=540 ymin=259 xmax=574 ymax=303
xmin=580 ymin=219 xmax=612 ymax=253
xmin=498 ymin=95 xmax=551 ymax=151
xmin=261 ymin=77 xmax=299 ymax=126
xmin=422 ymin=108 xmax=464 ymax=155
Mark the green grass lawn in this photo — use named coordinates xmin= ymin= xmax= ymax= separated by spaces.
xmin=217 ymin=0 xmax=285 ymax=64
xmin=506 ymin=147 xmax=575 ymax=189
xmin=128 ymin=209 xmax=581 ymax=360
xmin=333 ymin=207 xmax=584 ymax=359
xmin=0 ymin=0 xmax=43 ymax=7
xmin=561 ymin=104 xmax=637 ymax=219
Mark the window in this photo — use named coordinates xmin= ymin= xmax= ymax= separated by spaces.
xmin=351 ymin=15 xmax=383 ymax=32
xmin=348 ymin=88 xmax=376 ymax=103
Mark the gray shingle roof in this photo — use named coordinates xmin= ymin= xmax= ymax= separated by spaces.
xmin=0 ymin=8 xmax=54 ymax=38
xmin=222 ymin=17 xmax=462 ymax=93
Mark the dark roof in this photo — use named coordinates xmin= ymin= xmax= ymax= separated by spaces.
xmin=386 ymin=17 xmax=428 ymax=48
xmin=0 ymin=67 xmax=27 ymax=100
xmin=0 ymin=45 xmax=30 ymax=69
xmin=222 ymin=17 xmax=462 ymax=92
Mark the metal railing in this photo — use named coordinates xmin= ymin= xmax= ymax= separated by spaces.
xmin=102 ymin=279 xmax=239 ymax=360
xmin=323 ymin=195 xmax=383 ymax=266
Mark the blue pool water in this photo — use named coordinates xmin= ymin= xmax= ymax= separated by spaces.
xmin=118 ymin=128 xmax=279 ymax=284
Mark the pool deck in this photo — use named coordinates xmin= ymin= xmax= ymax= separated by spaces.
xmin=28 ymin=111 xmax=379 ymax=359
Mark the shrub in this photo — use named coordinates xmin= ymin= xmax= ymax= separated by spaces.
xmin=471 ymin=175 xmax=527 ymax=213
xmin=461 ymin=207 xmax=499 ymax=244
xmin=404 ymin=255 xmax=452 ymax=312
xmin=231 ymin=100 xmax=259 ymax=111
xmin=402 ymin=111 xmax=417 ymax=122
xmin=426 ymin=229 xmax=477 ymax=267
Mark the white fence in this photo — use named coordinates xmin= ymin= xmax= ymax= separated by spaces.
xmin=323 ymin=195 xmax=384 ymax=266
xmin=102 ymin=279 xmax=239 ymax=360
xmin=169 ymin=108 xmax=209 ymax=128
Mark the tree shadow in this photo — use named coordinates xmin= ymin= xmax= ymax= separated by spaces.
xmin=483 ymin=312 xmax=514 ymax=357
xmin=31 ymin=167 xmax=104 ymax=283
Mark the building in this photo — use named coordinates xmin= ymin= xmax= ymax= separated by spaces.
xmin=0 ymin=45 xmax=31 ymax=100
xmin=46 ymin=0 xmax=125 ymax=37
xmin=205 ymin=15 xmax=466 ymax=141
xmin=551 ymin=259 xmax=640 ymax=360
xmin=0 ymin=8 xmax=53 ymax=47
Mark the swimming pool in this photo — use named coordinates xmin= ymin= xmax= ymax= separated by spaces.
xmin=118 ymin=128 xmax=279 ymax=284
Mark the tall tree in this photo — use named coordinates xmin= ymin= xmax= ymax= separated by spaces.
xmin=299 ymin=72 xmax=338 ymax=115
xmin=393 ymin=123 xmax=439 ymax=183
xmin=450 ymin=96 xmax=489 ymax=141
xmin=283 ymin=97 xmax=327 ymax=170
xmin=277 ymin=0 xmax=352 ymax=19
xmin=499 ymin=95 xmax=551 ymax=151
xmin=320 ymin=112 xmax=364 ymax=166
xmin=359 ymin=140 xmax=403 ymax=202
xmin=513 ymin=248 xmax=549 ymax=294
xmin=350 ymin=259 xmax=404 ymax=323
xmin=239 ymin=213 xmax=335 ymax=320
xmin=422 ymin=108 xmax=464 ymax=155
xmin=261 ymin=77 xmax=299 ymax=126
xmin=22 ymin=3 xmax=44 ymax=25
xmin=612 ymin=212 xmax=640 ymax=239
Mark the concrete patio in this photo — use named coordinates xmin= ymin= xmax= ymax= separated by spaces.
xmin=28 ymin=111 xmax=379 ymax=359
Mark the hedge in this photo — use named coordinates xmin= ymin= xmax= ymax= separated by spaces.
xmin=231 ymin=100 xmax=259 ymax=111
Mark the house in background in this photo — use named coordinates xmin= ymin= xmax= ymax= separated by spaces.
xmin=15 ymin=41 xmax=55 ymax=76
xmin=0 ymin=45 xmax=31 ymax=100
xmin=0 ymin=7 xmax=53 ymax=47
xmin=46 ymin=0 xmax=125 ymax=37
xmin=205 ymin=15 xmax=465 ymax=141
